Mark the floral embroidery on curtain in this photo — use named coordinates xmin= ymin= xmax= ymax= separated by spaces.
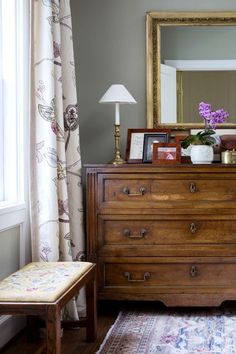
xmin=30 ymin=0 xmax=86 ymax=317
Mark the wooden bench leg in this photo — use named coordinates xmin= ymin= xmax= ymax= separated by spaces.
xmin=86 ymin=275 xmax=97 ymax=342
xmin=46 ymin=305 xmax=61 ymax=354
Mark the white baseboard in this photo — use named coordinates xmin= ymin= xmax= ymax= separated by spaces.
xmin=0 ymin=315 xmax=25 ymax=349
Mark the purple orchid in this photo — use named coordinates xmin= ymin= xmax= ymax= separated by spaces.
xmin=198 ymin=102 xmax=229 ymax=129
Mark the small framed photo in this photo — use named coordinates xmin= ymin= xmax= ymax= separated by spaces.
xmin=126 ymin=128 xmax=171 ymax=163
xmin=152 ymin=142 xmax=181 ymax=164
xmin=142 ymin=133 xmax=170 ymax=163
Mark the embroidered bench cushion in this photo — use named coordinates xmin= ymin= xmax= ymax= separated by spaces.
xmin=0 ymin=261 xmax=93 ymax=302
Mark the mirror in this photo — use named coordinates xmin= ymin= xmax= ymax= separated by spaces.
xmin=146 ymin=12 xmax=236 ymax=129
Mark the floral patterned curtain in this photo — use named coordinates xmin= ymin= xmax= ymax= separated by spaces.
xmin=30 ymin=0 xmax=86 ymax=316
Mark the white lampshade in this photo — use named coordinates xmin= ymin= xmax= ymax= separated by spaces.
xmin=99 ymin=84 xmax=137 ymax=104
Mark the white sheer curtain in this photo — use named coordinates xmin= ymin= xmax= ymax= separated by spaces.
xmin=30 ymin=0 xmax=86 ymax=317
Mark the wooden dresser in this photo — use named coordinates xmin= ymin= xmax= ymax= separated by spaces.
xmin=85 ymin=164 xmax=236 ymax=306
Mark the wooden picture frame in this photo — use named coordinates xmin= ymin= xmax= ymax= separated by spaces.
xmin=142 ymin=133 xmax=170 ymax=163
xmin=175 ymin=135 xmax=188 ymax=145
xmin=152 ymin=142 xmax=181 ymax=164
xmin=125 ymin=128 xmax=171 ymax=163
xmin=175 ymin=135 xmax=191 ymax=163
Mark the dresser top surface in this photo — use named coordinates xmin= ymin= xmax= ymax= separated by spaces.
xmin=84 ymin=163 xmax=236 ymax=174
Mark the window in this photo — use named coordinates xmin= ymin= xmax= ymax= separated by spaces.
xmin=0 ymin=1 xmax=30 ymax=346
xmin=0 ymin=0 xmax=30 ymax=263
xmin=0 ymin=0 xmax=27 ymax=207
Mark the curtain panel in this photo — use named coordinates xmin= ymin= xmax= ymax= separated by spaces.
xmin=30 ymin=0 xmax=86 ymax=316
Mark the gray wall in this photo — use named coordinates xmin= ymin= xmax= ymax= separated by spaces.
xmin=0 ymin=227 xmax=20 ymax=281
xmin=71 ymin=0 xmax=236 ymax=166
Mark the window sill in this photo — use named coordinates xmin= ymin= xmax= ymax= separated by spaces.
xmin=0 ymin=202 xmax=26 ymax=216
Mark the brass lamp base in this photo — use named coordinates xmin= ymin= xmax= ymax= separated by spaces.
xmin=110 ymin=156 xmax=126 ymax=165
xmin=110 ymin=124 xmax=126 ymax=165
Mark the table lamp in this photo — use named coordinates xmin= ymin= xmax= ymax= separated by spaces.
xmin=99 ymin=84 xmax=137 ymax=164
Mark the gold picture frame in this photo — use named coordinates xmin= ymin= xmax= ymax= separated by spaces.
xmin=146 ymin=11 xmax=236 ymax=130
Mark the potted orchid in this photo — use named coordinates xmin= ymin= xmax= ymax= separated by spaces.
xmin=181 ymin=102 xmax=229 ymax=164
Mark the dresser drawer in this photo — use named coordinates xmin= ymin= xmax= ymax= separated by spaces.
xmin=102 ymin=261 xmax=236 ymax=288
xmin=98 ymin=174 xmax=236 ymax=210
xmin=98 ymin=216 xmax=236 ymax=246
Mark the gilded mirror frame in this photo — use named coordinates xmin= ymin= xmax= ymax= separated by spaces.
xmin=146 ymin=11 xmax=236 ymax=129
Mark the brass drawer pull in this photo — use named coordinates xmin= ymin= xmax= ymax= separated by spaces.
xmin=190 ymin=222 xmax=197 ymax=233
xmin=190 ymin=265 xmax=198 ymax=277
xmin=124 ymin=271 xmax=150 ymax=282
xmin=122 ymin=187 xmax=146 ymax=196
xmin=189 ymin=182 xmax=196 ymax=193
xmin=123 ymin=228 xmax=148 ymax=239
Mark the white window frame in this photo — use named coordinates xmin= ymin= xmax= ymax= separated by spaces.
xmin=0 ymin=0 xmax=31 ymax=348
xmin=0 ymin=4 xmax=3 ymax=202
xmin=0 ymin=0 xmax=30 ymax=275
xmin=0 ymin=0 xmax=28 ymax=210
xmin=0 ymin=73 xmax=3 ymax=202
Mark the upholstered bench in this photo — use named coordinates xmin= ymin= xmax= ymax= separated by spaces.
xmin=0 ymin=261 xmax=97 ymax=354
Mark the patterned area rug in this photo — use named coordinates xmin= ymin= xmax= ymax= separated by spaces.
xmin=97 ymin=307 xmax=236 ymax=353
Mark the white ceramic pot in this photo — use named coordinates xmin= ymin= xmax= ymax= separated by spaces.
xmin=190 ymin=145 xmax=214 ymax=164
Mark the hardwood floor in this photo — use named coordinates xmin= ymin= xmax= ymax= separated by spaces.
xmin=0 ymin=301 xmax=121 ymax=354
xmin=2 ymin=301 xmax=234 ymax=353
